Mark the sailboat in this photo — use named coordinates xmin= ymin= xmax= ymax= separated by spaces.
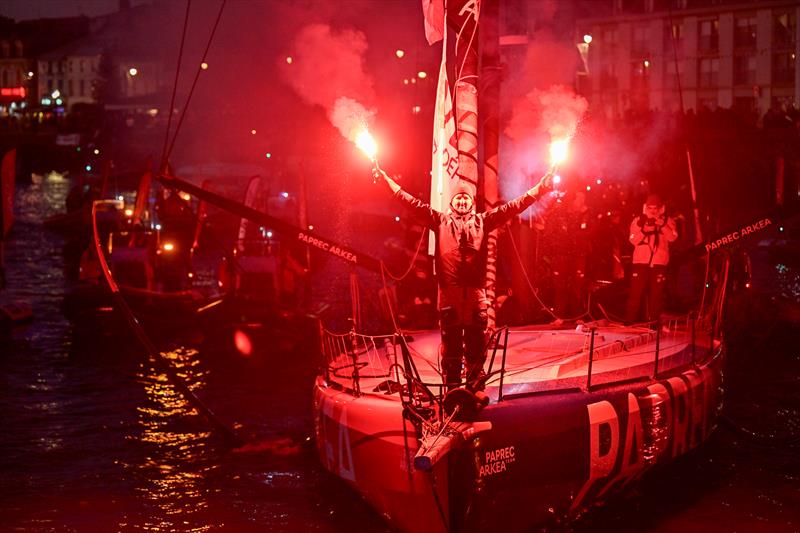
xmin=63 ymin=167 xmax=206 ymax=334
xmin=141 ymin=2 xmax=731 ymax=530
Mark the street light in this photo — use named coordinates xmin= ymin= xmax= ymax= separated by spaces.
xmin=128 ymin=67 xmax=138 ymax=76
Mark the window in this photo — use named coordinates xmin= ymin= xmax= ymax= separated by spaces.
xmin=772 ymin=52 xmax=796 ymax=84
xmin=600 ymin=63 xmax=617 ymax=89
xmin=734 ymin=54 xmax=756 ymax=85
xmin=664 ymin=59 xmax=685 ymax=88
xmin=774 ymin=12 xmax=796 ymax=48
xmin=1 ymin=42 xmax=9 ymax=58
xmin=14 ymin=40 xmax=22 ymax=57
xmin=80 ymin=60 xmax=85 ymax=73
xmin=2 ymin=71 xmax=7 ymax=86
xmin=632 ymin=25 xmax=649 ymax=54
xmin=698 ymin=57 xmax=719 ymax=87
xmin=663 ymin=21 xmax=683 ymax=55
xmin=734 ymin=16 xmax=757 ymax=48
xmin=79 ymin=80 xmax=85 ymax=96
xmin=47 ymin=79 xmax=52 ymax=92
xmin=699 ymin=19 xmax=719 ymax=52
xmin=68 ymin=79 xmax=73 ymax=95
xmin=631 ymin=59 xmax=651 ymax=90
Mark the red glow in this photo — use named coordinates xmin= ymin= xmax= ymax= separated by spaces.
xmin=234 ymin=329 xmax=253 ymax=356
xmin=0 ymin=87 xmax=26 ymax=97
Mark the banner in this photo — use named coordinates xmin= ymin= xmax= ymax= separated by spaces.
xmin=428 ymin=44 xmax=458 ymax=255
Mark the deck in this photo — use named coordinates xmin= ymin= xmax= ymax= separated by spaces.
xmin=321 ymin=315 xmax=716 ymax=401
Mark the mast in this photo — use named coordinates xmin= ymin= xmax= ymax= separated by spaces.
xmin=447 ymin=0 xmax=481 ymax=197
xmin=480 ymin=0 xmax=500 ymax=329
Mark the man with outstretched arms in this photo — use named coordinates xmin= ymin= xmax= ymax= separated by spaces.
xmin=373 ymin=167 xmax=554 ymax=390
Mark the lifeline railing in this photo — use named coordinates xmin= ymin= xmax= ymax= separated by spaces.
xmin=320 ymin=255 xmax=729 ymax=402
xmin=320 ymin=307 xmax=723 ymax=405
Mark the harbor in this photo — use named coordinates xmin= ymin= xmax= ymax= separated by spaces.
xmin=1 ymin=0 xmax=799 ymax=531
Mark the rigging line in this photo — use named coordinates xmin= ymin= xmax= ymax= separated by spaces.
xmin=160 ymin=0 xmax=193 ymax=172
xmin=666 ymin=3 xmax=685 ymax=114
xmin=379 ymin=264 xmax=401 ymax=333
xmin=90 ymin=202 xmax=244 ymax=447
xmin=166 ymin=0 xmax=227 ymax=163
xmin=381 ymin=228 xmax=427 ymax=281
xmin=506 ymin=225 xmax=590 ymax=322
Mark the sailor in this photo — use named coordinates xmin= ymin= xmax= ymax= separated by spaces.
xmin=374 ymin=168 xmax=554 ymax=390
xmin=625 ymin=194 xmax=678 ymax=324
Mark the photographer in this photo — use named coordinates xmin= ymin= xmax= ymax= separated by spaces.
xmin=625 ymin=194 xmax=678 ymax=324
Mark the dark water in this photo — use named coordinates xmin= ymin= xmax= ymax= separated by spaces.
xmin=1 ymin=174 xmax=799 ymax=532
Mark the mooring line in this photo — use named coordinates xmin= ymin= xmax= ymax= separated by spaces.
xmin=91 ymin=201 xmax=244 ymax=447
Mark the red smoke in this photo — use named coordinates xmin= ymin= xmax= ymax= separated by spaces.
xmin=279 ymin=23 xmax=376 ymax=142
xmin=506 ymin=85 xmax=588 ymax=142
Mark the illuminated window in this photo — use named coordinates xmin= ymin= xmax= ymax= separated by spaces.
xmin=663 ymin=20 xmax=683 ymax=54
xmin=698 ymin=19 xmax=719 ymax=52
xmin=774 ymin=12 xmax=796 ymax=48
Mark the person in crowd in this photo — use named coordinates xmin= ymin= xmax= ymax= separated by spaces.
xmin=373 ymin=167 xmax=554 ymax=390
xmin=550 ymin=190 xmax=591 ymax=322
xmin=625 ymin=194 xmax=678 ymax=324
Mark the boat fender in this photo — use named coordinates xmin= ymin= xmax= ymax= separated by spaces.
xmin=443 ymin=387 xmax=488 ymax=422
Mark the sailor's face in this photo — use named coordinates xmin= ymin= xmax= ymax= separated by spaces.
xmin=451 ymin=192 xmax=473 ymax=215
xmin=644 ymin=204 xmax=662 ymax=218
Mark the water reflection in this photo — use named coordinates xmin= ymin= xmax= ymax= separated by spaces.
xmin=123 ymin=347 xmax=218 ymax=532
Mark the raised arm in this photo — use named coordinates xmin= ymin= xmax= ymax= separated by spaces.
xmin=373 ymin=168 xmax=440 ymax=229
xmin=483 ymin=169 xmax=554 ymax=231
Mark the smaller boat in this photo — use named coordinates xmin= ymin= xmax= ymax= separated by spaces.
xmin=64 ymin=174 xmax=207 ymax=336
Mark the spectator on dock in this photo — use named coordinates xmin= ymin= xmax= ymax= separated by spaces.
xmin=625 ymin=194 xmax=678 ymax=324
xmin=373 ymin=167 xmax=554 ymax=390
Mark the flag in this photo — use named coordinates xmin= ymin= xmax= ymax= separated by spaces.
xmin=428 ymin=49 xmax=458 ymax=255
xmin=422 ymin=0 xmax=444 ymax=45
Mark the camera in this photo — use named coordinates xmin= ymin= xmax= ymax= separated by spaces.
xmin=638 ymin=214 xmax=658 ymax=227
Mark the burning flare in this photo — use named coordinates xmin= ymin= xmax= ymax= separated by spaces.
xmin=355 ymin=129 xmax=377 ymax=162
xmin=549 ymin=138 xmax=569 ymax=167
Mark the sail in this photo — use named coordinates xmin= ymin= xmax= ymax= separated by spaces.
xmin=1 ymin=149 xmax=15 ymax=239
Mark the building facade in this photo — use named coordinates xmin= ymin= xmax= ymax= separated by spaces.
xmin=576 ymin=0 xmax=799 ymax=117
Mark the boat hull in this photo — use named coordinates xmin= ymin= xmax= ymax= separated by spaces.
xmin=313 ymin=343 xmax=724 ymax=532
